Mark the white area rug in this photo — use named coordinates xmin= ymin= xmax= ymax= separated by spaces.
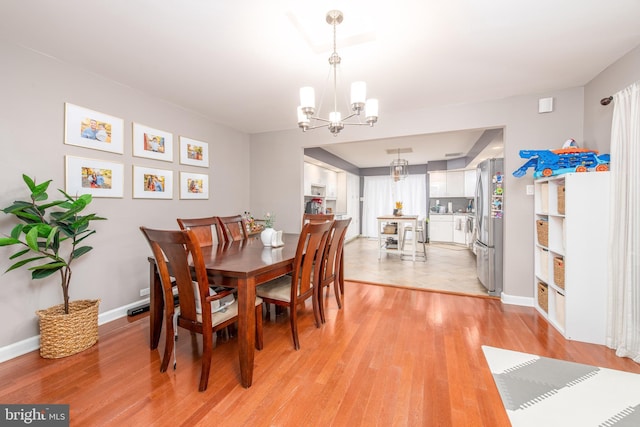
xmin=482 ymin=345 xmax=640 ymax=427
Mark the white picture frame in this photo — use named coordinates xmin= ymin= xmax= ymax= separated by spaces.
xmin=132 ymin=123 xmax=173 ymax=162
xmin=132 ymin=166 xmax=173 ymax=199
xmin=179 ymin=136 xmax=209 ymax=167
xmin=65 ymin=155 xmax=124 ymax=198
xmin=180 ymin=172 xmax=209 ymax=199
xmin=64 ymin=103 xmax=124 ymax=154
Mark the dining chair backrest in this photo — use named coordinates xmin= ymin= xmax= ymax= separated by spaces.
xmin=302 ymin=213 xmax=335 ymax=227
xmin=317 ymin=217 xmax=351 ymax=322
xmin=217 ymin=215 xmax=249 ymax=243
xmin=140 ymin=227 xmax=211 ymax=332
xmin=176 ymin=216 xmax=224 ymax=246
xmin=140 ymin=226 xmax=262 ymax=391
xmin=293 ymin=221 xmax=333 ymax=301
xmin=255 ymin=220 xmax=332 ymax=350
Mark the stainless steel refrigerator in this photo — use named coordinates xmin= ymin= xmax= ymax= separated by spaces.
xmin=473 ymin=158 xmax=504 ymax=296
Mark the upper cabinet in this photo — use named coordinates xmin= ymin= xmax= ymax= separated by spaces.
xmin=429 ymin=170 xmax=471 ymax=197
xmin=464 ymin=169 xmax=476 ymax=198
xmin=304 ymin=161 xmax=346 ymax=214
xmin=428 ymin=172 xmax=447 ymax=197
xmin=446 ymin=171 xmax=464 ymax=197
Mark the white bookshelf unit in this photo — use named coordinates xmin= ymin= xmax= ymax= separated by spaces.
xmin=533 ymin=172 xmax=610 ymax=345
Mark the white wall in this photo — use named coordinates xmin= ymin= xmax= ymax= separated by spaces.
xmin=0 ymin=42 xmax=251 ymax=349
xmin=584 ymin=44 xmax=640 ymax=150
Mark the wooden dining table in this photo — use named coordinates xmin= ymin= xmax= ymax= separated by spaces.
xmin=147 ymin=233 xmax=299 ymax=388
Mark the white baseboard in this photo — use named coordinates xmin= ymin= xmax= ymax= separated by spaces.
xmin=0 ymin=298 xmax=150 ymax=364
xmin=501 ymin=292 xmax=534 ymax=307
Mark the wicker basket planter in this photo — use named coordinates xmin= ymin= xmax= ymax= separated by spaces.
xmin=36 ymin=299 xmax=100 ymax=359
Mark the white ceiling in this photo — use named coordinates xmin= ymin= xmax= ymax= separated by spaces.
xmin=2 ymin=1 xmax=639 ymax=168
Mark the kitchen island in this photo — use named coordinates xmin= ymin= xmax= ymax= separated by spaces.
xmin=377 ymin=215 xmax=419 ymax=261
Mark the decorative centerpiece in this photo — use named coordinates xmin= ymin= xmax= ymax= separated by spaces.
xmin=393 ymin=201 xmax=403 ymax=216
xmin=260 ymin=212 xmax=276 ymax=247
xmin=0 ymin=175 xmax=106 ymax=358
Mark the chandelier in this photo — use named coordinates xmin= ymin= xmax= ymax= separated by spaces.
xmin=297 ymin=10 xmax=379 ymax=136
xmin=390 ymin=149 xmax=409 ymax=182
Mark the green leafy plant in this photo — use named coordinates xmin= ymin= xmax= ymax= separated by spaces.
xmin=0 ymin=175 xmax=106 ymax=314
xmin=264 ymin=212 xmax=275 ymax=228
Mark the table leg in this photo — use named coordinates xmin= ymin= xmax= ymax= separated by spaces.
xmin=148 ymin=258 xmax=163 ymax=349
xmin=237 ymin=277 xmax=256 ymax=388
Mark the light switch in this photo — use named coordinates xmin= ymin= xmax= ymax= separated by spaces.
xmin=526 ymin=185 xmax=534 ymax=195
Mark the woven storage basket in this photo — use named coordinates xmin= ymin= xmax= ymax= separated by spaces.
xmin=536 ymin=219 xmax=548 ymax=247
xmin=537 ymin=282 xmax=548 ymax=313
xmin=383 ymin=223 xmax=397 ymax=234
xmin=557 ymin=185 xmax=565 ymax=214
xmin=554 ymin=257 xmax=565 ymax=289
xmin=37 ymin=299 xmax=100 ymax=359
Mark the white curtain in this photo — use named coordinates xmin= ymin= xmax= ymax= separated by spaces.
xmin=362 ymin=174 xmax=427 ymax=237
xmin=607 ymin=80 xmax=640 ymax=363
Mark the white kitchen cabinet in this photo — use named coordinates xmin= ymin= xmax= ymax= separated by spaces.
xmin=304 ymin=162 xmax=341 ymax=214
xmin=464 ymin=169 xmax=476 ymax=198
xmin=533 ymin=172 xmax=609 ymax=345
xmin=428 ymin=172 xmax=447 ymax=197
xmin=429 ymin=171 xmax=466 ymax=197
xmin=446 ymin=171 xmax=464 ymax=197
xmin=325 ymin=168 xmax=338 ymax=199
xmin=429 ymin=214 xmax=453 ymax=242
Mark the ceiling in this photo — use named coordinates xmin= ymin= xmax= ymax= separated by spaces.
xmin=316 ymin=128 xmax=504 ymax=170
xmin=2 ymin=1 xmax=639 ymax=168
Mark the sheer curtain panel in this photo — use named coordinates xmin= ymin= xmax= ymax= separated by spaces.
xmin=607 ymin=80 xmax=640 ymax=363
xmin=362 ymin=174 xmax=426 ymax=238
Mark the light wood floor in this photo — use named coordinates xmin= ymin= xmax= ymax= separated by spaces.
xmin=344 ymin=237 xmax=488 ymax=296
xmin=1 ymin=282 xmax=638 ymax=426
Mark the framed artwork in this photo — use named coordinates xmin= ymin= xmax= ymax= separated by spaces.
xmin=179 ymin=136 xmax=209 ymax=167
xmin=65 ymin=155 xmax=124 ymax=198
xmin=132 ymin=166 xmax=173 ymax=199
xmin=180 ymin=172 xmax=209 ymax=199
xmin=132 ymin=123 xmax=173 ymax=162
xmin=64 ymin=103 xmax=124 ymax=154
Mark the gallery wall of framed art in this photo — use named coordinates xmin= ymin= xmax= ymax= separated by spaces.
xmin=62 ymin=102 xmax=210 ymax=201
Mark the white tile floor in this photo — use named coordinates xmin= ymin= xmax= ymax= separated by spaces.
xmin=343 ymin=237 xmax=489 ymax=296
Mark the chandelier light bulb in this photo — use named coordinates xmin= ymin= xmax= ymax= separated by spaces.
xmin=350 ymin=81 xmax=366 ymax=112
xmin=299 ymin=87 xmax=316 ymax=116
xmin=365 ymin=99 xmax=379 ymax=124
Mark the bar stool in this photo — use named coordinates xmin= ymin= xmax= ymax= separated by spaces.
xmin=401 ymin=218 xmax=427 ymax=260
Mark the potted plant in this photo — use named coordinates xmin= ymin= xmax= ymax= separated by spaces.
xmin=0 ymin=174 xmax=106 ymax=358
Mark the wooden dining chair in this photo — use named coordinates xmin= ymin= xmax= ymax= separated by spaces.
xmin=302 ymin=213 xmax=335 ymax=227
xmin=256 ymin=221 xmax=332 ymax=350
xmin=317 ymin=217 xmax=351 ymax=323
xmin=139 ymin=226 xmax=263 ymax=392
xmin=217 ymin=215 xmax=249 ymax=243
xmin=176 ymin=216 xmax=225 ymax=246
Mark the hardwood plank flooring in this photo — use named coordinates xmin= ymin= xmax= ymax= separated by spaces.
xmin=1 ymin=282 xmax=638 ymax=426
